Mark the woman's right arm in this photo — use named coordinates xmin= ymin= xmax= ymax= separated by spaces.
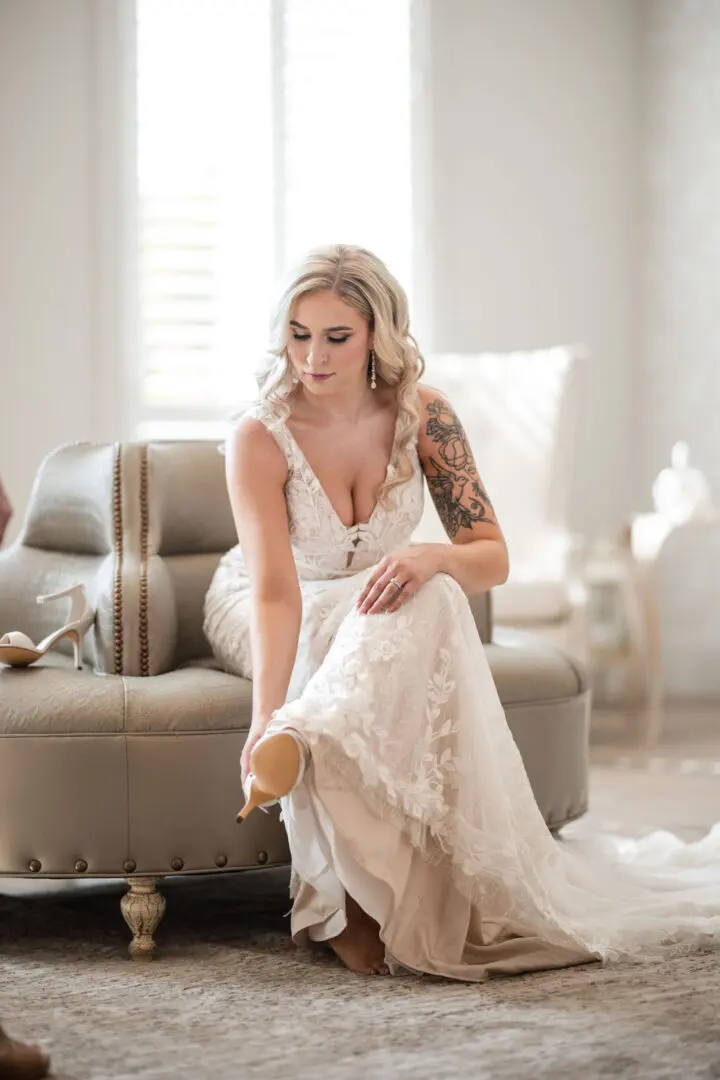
xmin=225 ymin=417 xmax=302 ymax=745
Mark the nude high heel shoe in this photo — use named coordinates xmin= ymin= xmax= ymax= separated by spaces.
xmin=237 ymin=729 xmax=309 ymax=823
xmin=0 ymin=583 xmax=94 ymax=670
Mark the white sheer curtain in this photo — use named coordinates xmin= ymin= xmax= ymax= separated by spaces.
xmin=135 ymin=0 xmax=412 ymax=440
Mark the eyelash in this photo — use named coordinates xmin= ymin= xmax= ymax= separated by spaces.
xmin=291 ymin=333 xmax=350 ymax=345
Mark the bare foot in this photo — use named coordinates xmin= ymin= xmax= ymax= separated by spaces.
xmin=326 ymin=893 xmax=389 ymax=976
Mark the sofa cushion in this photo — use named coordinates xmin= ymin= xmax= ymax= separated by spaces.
xmin=0 ymin=657 xmax=126 ymax=735
xmin=1 ymin=630 xmax=585 ymax=737
xmin=0 ymin=653 xmax=252 ymax=736
xmin=124 ymin=663 xmax=253 ymax=733
xmin=21 ymin=443 xmax=118 ymax=556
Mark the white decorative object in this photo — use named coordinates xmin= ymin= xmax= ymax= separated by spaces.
xmin=413 ymin=346 xmax=589 ymax=662
xmin=651 ymin=441 xmax=715 ymax=527
xmin=585 ymin=444 xmax=717 ymax=747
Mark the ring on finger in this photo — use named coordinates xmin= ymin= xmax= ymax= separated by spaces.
xmin=389 ymin=576 xmax=404 ymax=594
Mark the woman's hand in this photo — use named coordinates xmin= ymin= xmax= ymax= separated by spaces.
xmin=356 ymin=543 xmax=442 ymax=616
xmin=240 ymin=715 xmax=273 ymax=790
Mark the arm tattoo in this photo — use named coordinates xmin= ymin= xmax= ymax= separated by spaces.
xmin=424 ymin=398 xmax=496 ymax=539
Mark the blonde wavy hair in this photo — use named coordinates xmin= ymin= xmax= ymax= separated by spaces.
xmin=237 ymin=244 xmax=425 ymax=508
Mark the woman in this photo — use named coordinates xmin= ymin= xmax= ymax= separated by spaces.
xmin=204 ymin=244 xmax=720 ymax=981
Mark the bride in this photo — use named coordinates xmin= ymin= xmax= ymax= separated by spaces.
xmin=203 ymin=244 xmax=720 ymax=981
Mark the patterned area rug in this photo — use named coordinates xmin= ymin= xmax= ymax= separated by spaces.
xmin=4 ymin=733 xmax=720 ymax=1080
xmin=2 ymin=865 xmax=719 ymax=1080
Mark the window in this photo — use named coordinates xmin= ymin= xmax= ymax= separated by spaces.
xmin=135 ymin=0 xmax=413 ymax=440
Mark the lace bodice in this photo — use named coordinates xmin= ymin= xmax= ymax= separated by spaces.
xmin=221 ymin=397 xmax=426 ymax=581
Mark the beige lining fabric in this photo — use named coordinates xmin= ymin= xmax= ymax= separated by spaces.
xmin=282 ymin=755 xmax=596 ymax=982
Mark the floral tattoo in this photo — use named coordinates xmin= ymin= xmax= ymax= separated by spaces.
xmin=424 ymin=398 xmax=496 ymax=538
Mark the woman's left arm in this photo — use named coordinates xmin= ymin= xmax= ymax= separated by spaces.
xmin=357 ymin=385 xmax=509 ymax=615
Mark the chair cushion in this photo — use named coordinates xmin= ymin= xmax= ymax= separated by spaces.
xmin=486 ymin=628 xmax=587 ymax=703
xmin=492 ymin=579 xmax=573 ymax=625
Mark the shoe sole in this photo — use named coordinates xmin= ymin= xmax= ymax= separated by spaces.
xmin=0 ymin=646 xmax=40 ymax=667
xmin=251 ymin=731 xmax=302 ymax=797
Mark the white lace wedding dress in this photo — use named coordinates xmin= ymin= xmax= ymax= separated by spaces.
xmin=203 ymin=397 xmax=720 ymax=982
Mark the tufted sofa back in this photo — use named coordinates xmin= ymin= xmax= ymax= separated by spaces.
xmin=0 ymin=440 xmax=491 ymax=676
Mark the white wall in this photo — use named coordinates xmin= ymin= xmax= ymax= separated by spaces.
xmin=636 ymin=0 xmax=720 ymax=696
xmin=423 ymin=0 xmax=639 ymax=541
xmin=0 ymin=0 xmax=134 ymax=545
xmin=2 ymin=0 xmax=716 ymax=696
xmin=0 ymin=0 xmax=639 ymax=549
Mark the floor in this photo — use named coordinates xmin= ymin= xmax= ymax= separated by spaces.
xmin=1 ymin=701 xmax=719 ymax=1080
xmin=580 ymin=701 xmax=720 ymax=842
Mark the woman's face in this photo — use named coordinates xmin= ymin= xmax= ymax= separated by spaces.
xmin=287 ymin=290 xmax=372 ymax=396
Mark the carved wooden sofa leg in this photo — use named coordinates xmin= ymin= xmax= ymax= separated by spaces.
xmin=120 ymin=877 xmax=166 ymax=961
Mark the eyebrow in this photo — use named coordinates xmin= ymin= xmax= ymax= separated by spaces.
xmin=290 ymin=320 xmax=354 ymax=332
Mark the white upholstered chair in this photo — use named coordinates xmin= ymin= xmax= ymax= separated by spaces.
xmin=413 ymin=346 xmax=590 ymax=664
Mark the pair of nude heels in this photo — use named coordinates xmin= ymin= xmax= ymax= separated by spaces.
xmin=0 ymin=584 xmax=94 ymax=670
xmin=237 ymin=729 xmax=308 ymax=823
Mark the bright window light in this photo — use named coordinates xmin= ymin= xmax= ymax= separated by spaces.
xmin=135 ymin=0 xmax=412 ymax=440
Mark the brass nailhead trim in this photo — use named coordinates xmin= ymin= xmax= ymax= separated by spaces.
xmin=170 ymin=857 xmax=183 ymax=871
xmin=112 ymin=444 xmax=124 ymax=674
xmin=28 ymin=860 xmax=41 ymax=873
xmin=74 ymin=860 xmax=88 ymax=873
xmin=138 ymin=445 xmax=150 ymax=678
xmin=257 ymin=851 xmax=268 ymax=865
xmin=215 ymin=855 xmax=228 ymax=868
xmin=123 ymin=859 xmax=137 ymax=873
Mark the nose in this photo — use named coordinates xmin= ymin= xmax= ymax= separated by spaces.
xmin=306 ymin=341 xmax=329 ymax=368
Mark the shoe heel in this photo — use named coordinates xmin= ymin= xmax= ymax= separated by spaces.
xmin=236 ymin=731 xmax=308 ymax=824
xmin=68 ymin=629 xmax=83 ymax=670
xmin=236 ymin=776 xmax=274 ymax=823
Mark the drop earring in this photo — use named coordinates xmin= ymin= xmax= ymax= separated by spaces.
xmin=369 ymin=348 xmax=377 ymax=390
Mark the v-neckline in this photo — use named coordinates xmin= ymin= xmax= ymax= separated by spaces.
xmin=279 ymin=406 xmax=400 ymax=532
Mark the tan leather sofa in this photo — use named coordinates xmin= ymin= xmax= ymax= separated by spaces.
xmin=0 ymin=441 xmax=591 ymax=960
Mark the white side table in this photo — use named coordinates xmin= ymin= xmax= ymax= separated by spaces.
xmin=584 ymin=511 xmax=717 ymax=747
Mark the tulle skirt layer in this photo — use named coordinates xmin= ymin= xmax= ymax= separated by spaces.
xmin=205 ymin=566 xmax=720 ymax=981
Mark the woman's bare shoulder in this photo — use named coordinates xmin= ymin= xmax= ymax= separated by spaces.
xmin=415 ymin=382 xmax=457 ymax=436
xmin=416 ymin=381 xmax=452 ymax=409
xmin=226 ymin=412 xmax=288 ymax=478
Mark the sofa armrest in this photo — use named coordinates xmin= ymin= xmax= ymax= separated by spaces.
xmin=0 ymin=442 xmax=127 ymax=674
xmin=468 ymin=590 xmax=492 ymax=645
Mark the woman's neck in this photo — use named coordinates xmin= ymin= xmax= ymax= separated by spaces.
xmin=290 ymin=382 xmax=390 ymax=426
